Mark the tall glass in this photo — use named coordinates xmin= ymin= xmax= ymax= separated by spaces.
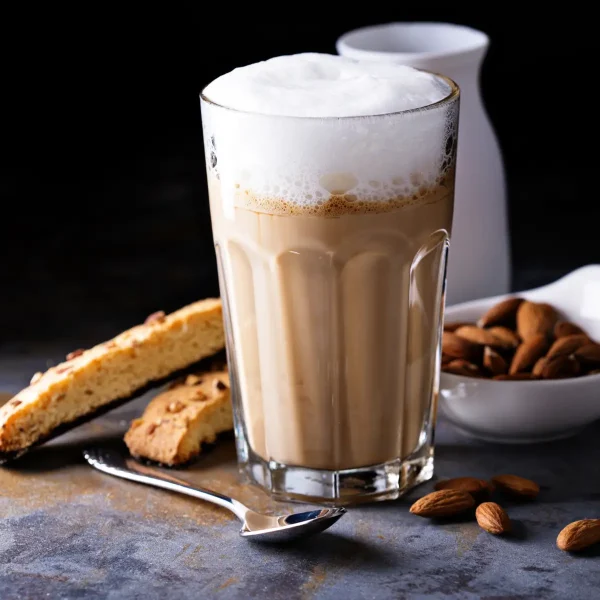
xmin=201 ymin=74 xmax=459 ymax=505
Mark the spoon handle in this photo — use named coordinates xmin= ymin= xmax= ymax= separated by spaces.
xmin=83 ymin=447 xmax=248 ymax=521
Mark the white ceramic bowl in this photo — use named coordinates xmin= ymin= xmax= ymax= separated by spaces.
xmin=440 ymin=265 xmax=600 ymax=443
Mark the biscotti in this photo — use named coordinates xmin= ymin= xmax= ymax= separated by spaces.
xmin=0 ymin=299 xmax=225 ymax=462
xmin=124 ymin=365 xmax=233 ymax=466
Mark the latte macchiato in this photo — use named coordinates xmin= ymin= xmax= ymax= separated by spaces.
xmin=201 ymin=54 xmax=459 ymax=502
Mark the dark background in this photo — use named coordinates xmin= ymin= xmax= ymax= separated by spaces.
xmin=3 ymin=12 xmax=598 ymax=348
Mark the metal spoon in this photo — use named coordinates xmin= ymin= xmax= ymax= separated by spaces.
xmin=83 ymin=447 xmax=346 ymax=542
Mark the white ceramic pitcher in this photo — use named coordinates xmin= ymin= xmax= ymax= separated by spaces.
xmin=337 ymin=22 xmax=510 ymax=305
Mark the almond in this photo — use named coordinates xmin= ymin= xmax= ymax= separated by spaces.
xmin=486 ymin=326 xmax=520 ymax=349
xmin=442 ymin=332 xmax=481 ymax=363
xmin=542 ymin=355 xmax=580 ymax=379
xmin=409 ymin=489 xmax=475 ymax=518
xmin=30 ymin=371 xmax=44 ymax=385
xmin=441 ymin=353 xmax=453 ymax=366
xmin=66 ymin=348 xmax=85 ymax=361
xmin=476 ymin=502 xmax=512 ymax=535
xmin=557 ymin=519 xmax=600 ymax=552
xmin=483 ymin=346 xmax=508 ymax=376
xmin=477 ymin=297 xmax=523 ymax=328
xmin=185 ymin=374 xmax=203 ymax=386
xmin=442 ymin=359 xmax=484 ymax=377
xmin=516 ymin=301 xmax=558 ymax=341
xmin=193 ymin=390 xmax=208 ymax=401
xmin=145 ymin=310 xmax=166 ymax=325
xmin=444 ymin=321 xmax=472 ymax=332
xmin=435 ymin=477 xmax=491 ymax=498
xmin=455 ymin=325 xmax=514 ymax=350
xmin=493 ymin=373 xmax=537 ymax=381
xmin=214 ymin=379 xmax=228 ymax=391
xmin=554 ymin=320 xmax=586 ymax=338
xmin=574 ymin=343 xmax=600 ymax=368
xmin=547 ymin=334 xmax=590 ymax=360
xmin=509 ymin=334 xmax=549 ymax=374
xmin=491 ymin=474 xmax=540 ymax=499
xmin=532 ymin=357 xmax=548 ymax=377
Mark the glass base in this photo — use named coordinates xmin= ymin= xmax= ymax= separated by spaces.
xmin=239 ymin=446 xmax=434 ymax=506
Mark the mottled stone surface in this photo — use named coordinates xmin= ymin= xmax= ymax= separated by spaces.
xmin=0 ymin=354 xmax=599 ymax=599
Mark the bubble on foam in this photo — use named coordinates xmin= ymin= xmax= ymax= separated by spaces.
xmin=201 ymin=53 xmax=458 ymax=214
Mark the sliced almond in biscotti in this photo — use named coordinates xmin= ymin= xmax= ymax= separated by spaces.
xmin=483 ymin=347 xmax=508 ymax=376
xmin=547 ymin=334 xmax=590 ymax=360
xmin=443 ymin=359 xmax=484 ymax=377
xmin=541 ymin=355 xmax=580 ymax=379
xmin=516 ymin=301 xmax=558 ymax=341
xmin=442 ymin=332 xmax=481 ymax=363
xmin=477 ymin=297 xmax=523 ymax=328
xmin=486 ymin=326 xmax=520 ymax=349
xmin=554 ymin=320 xmax=586 ymax=338
xmin=509 ymin=334 xmax=549 ymax=374
xmin=574 ymin=343 xmax=600 ymax=368
xmin=454 ymin=326 xmax=514 ymax=350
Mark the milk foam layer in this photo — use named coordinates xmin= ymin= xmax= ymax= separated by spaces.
xmin=201 ymin=53 xmax=458 ymax=213
xmin=203 ymin=53 xmax=448 ymax=117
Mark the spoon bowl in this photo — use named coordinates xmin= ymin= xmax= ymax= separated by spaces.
xmin=240 ymin=507 xmax=346 ymax=542
xmin=440 ymin=265 xmax=600 ymax=443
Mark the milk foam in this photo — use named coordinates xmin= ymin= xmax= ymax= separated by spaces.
xmin=203 ymin=53 xmax=448 ymax=117
xmin=201 ymin=53 xmax=458 ymax=213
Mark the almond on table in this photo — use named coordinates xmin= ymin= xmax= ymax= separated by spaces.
xmin=476 ymin=502 xmax=512 ymax=535
xmin=557 ymin=519 xmax=600 ymax=552
xmin=434 ymin=477 xmax=491 ymax=498
xmin=409 ymin=490 xmax=475 ymax=518
xmin=490 ymin=474 xmax=540 ymax=499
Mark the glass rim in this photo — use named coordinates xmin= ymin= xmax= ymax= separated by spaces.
xmin=200 ymin=69 xmax=459 ymax=121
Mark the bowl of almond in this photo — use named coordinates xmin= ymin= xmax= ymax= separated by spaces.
xmin=439 ymin=265 xmax=600 ymax=443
